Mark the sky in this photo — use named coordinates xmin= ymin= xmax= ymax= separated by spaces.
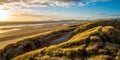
xmin=0 ymin=0 xmax=120 ymax=22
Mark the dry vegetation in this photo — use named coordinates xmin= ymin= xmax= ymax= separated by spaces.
xmin=0 ymin=19 xmax=120 ymax=60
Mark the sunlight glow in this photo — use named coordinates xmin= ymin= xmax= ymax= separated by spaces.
xmin=0 ymin=10 xmax=10 ymax=21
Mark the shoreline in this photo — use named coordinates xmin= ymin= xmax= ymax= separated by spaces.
xmin=0 ymin=31 xmax=52 ymax=49
xmin=0 ymin=23 xmax=81 ymax=49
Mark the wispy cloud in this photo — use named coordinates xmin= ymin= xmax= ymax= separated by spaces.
xmin=0 ymin=0 xmax=112 ymax=16
xmin=98 ymin=13 xmax=120 ymax=16
xmin=91 ymin=0 xmax=111 ymax=2
xmin=110 ymin=14 xmax=120 ymax=16
xmin=11 ymin=13 xmax=60 ymax=17
xmin=0 ymin=3 xmax=33 ymax=14
xmin=10 ymin=13 xmax=67 ymax=21
xmin=0 ymin=0 xmax=111 ymax=7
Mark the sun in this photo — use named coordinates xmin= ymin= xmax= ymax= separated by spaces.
xmin=0 ymin=10 xmax=10 ymax=21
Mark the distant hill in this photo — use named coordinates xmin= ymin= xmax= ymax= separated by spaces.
xmin=0 ymin=20 xmax=88 ymax=26
xmin=0 ymin=19 xmax=120 ymax=60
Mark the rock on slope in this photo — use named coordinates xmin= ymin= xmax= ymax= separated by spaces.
xmin=1 ymin=19 xmax=120 ymax=60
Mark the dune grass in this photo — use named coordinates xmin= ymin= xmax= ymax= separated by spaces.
xmin=1 ymin=19 xmax=120 ymax=60
xmin=13 ymin=19 xmax=120 ymax=60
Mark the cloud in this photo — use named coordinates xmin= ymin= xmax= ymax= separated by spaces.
xmin=10 ymin=13 xmax=66 ymax=21
xmin=0 ymin=3 xmax=33 ymax=14
xmin=91 ymin=0 xmax=111 ymax=2
xmin=11 ymin=13 xmax=59 ymax=17
xmin=98 ymin=13 xmax=120 ymax=16
xmin=98 ymin=13 xmax=106 ymax=15
xmin=0 ymin=0 xmax=111 ymax=15
xmin=0 ymin=0 xmax=111 ymax=7
xmin=110 ymin=14 xmax=120 ymax=16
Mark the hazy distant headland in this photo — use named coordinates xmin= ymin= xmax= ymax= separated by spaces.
xmin=0 ymin=20 xmax=88 ymax=26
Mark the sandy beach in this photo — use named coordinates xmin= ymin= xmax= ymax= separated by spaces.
xmin=0 ymin=22 xmax=80 ymax=49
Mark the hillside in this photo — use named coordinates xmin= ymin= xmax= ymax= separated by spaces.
xmin=0 ymin=19 xmax=120 ymax=60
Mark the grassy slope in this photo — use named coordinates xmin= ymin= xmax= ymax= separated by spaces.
xmin=0 ymin=25 xmax=75 ymax=60
xmin=1 ymin=19 xmax=120 ymax=60
xmin=12 ymin=19 xmax=120 ymax=60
